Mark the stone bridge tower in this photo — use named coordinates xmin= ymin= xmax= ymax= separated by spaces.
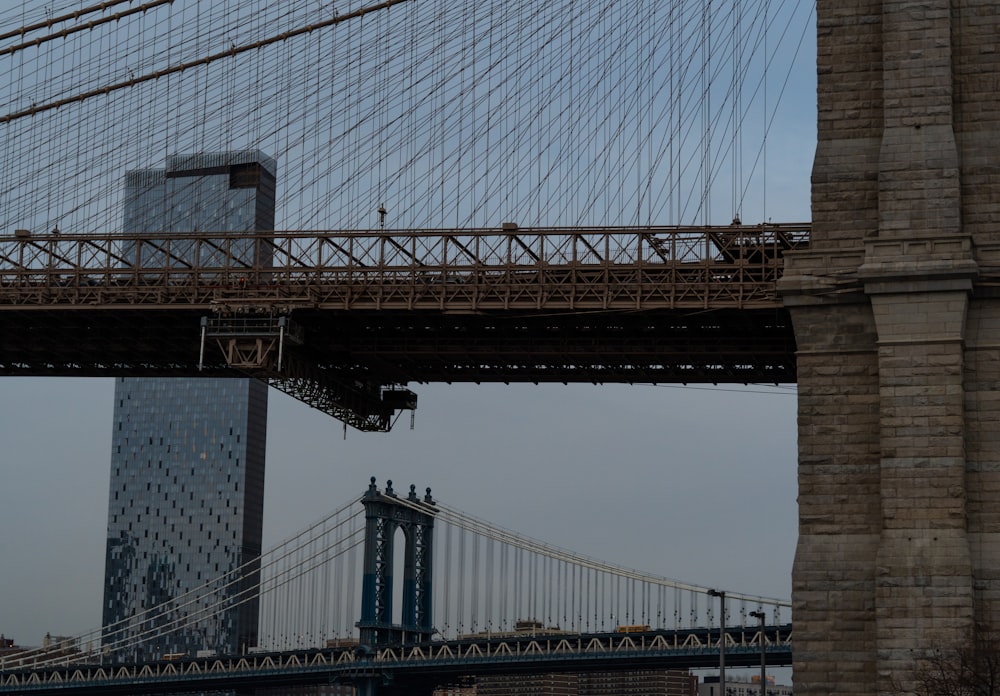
xmin=781 ymin=2 xmax=1000 ymax=694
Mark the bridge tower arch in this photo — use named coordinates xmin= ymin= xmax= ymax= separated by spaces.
xmin=781 ymin=2 xmax=1000 ymax=695
xmin=357 ymin=478 xmax=436 ymax=648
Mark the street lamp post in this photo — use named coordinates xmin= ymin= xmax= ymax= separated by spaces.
xmin=749 ymin=610 xmax=766 ymax=696
xmin=708 ymin=589 xmax=726 ymax=696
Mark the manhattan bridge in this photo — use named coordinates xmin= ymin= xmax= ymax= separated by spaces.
xmin=0 ymin=0 xmax=814 ymax=694
xmin=0 ymin=478 xmax=792 ymax=694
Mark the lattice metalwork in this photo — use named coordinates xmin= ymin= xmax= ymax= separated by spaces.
xmin=0 ymin=224 xmax=808 ymax=311
xmin=0 ymin=224 xmax=808 ymax=429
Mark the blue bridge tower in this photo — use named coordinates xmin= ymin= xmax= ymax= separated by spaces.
xmin=357 ymin=478 xmax=436 ymax=649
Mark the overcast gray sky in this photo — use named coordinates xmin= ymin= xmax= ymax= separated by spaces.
xmin=0 ymin=1 xmax=816 ymax=653
xmin=1 ymin=379 xmax=802 ymax=645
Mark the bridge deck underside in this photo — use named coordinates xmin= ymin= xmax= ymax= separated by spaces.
xmin=0 ymin=306 xmax=796 ymax=385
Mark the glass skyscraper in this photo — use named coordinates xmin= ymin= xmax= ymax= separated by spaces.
xmin=102 ymin=151 xmax=275 ymax=661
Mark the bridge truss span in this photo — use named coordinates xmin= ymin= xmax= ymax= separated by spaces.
xmin=0 ymin=224 xmax=809 ymax=311
xmin=0 ymin=224 xmax=808 ymax=429
xmin=0 ymin=626 xmax=792 ymax=695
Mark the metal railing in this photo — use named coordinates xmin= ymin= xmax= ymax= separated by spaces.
xmin=0 ymin=224 xmax=810 ymax=312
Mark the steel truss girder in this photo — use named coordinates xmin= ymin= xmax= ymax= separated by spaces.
xmin=0 ymin=625 xmax=794 ymax=695
xmin=0 ymin=224 xmax=810 ymax=312
xmin=201 ymin=315 xmax=304 ymax=370
xmin=0 ymin=225 xmax=811 ymax=429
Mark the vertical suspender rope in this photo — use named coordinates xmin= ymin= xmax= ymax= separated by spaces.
xmin=485 ymin=536 xmax=494 ymax=633
xmin=548 ymin=556 xmax=554 ymax=629
xmin=707 ymin=0 xmax=713 ymax=226
xmin=346 ymin=537 xmax=356 ymax=646
xmin=571 ymin=563 xmax=577 ymax=632
xmin=471 ymin=531 xmax=479 ymax=632
xmin=306 ymin=526 xmax=314 ymax=645
xmin=598 ymin=570 xmax=605 ymax=630
xmin=612 ymin=574 xmax=619 ymax=627
xmin=645 ymin=580 xmax=650 ymax=627
xmin=530 ymin=551 xmax=537 ymax=623
xmin=442 ymin=522 xmax=452 ymax=637
xmin=514 ymin=547 xmax=524 ymax=625
xmin=376 ymin=5 xmax=384 ymax=228
xmin=335 ymin=527 xmax=345 ymax=638
xmin=499 ymin=542 xmax=507 ymax=631
xmin=457 ymin=526 xmax=466 ymax=634
xmin=763 ymin=0 xmax=770 ymax=220
xmin=561 ymin=560 xmax=567 ymax=629
xmin=737 ymin=1 xmax=744 ymax=222
xmin=319 ymin=521 xmax=328 ymax=641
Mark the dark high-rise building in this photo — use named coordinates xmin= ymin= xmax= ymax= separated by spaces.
xmin=474 ymin=670 xmax=698 ymax=696
xmin=102 ymin=151 xmax=275 ymax=661
xmin=477 ymin=674 xmax=579 ymax=696
xmin=579 ymin=670 xmax=698 ymax=695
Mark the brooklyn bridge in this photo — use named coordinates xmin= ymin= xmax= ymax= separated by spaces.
xmin=3 ymin=1 xmax=1000 ymax=695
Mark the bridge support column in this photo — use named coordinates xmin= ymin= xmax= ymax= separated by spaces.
xmin=865 ymin=267 xmax=976 ymax=693
xmin=779 ymin=300 xmax=882 ymax=696
xmin=785 ymin=238 xmax=982 ymax=696
xmin=783 ymin=2 xmax=1000 ymax=694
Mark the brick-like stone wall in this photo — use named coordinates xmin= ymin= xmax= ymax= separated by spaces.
xmin=788 ymin=303 xmax=880 ymax=695
xmin=965 ymin=301 xmax=1000 ymax=633
xmin=782 ymin=2 xmax=1000 ymax=694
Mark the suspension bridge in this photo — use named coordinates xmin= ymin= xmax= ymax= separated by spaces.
xmin=12 ymin=1 xmax=996 ymax=695
xmin=0 ymin=0 xmax=815 ymax=429
xmin=0 ymin=0 xmax=1000 ymax=696
xmin=0 ymin=479 xmax=792 ymax=695
xmin=1 ymin=4 xmax=807 ymax=693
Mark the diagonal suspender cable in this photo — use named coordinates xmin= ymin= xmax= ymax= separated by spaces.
xmin=1 ymin=0 xmax=413 ymax=123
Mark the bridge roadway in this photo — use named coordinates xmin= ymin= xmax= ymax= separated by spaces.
xmin=0 ymin=224 xmax=809 ymax=429
xmin=0 ymin=624 xmax=792 ymax=695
